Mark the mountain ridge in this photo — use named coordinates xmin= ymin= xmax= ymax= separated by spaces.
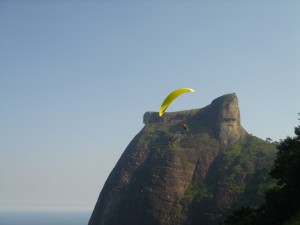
xmin=89 ymin=93 xmax=276 ymax=225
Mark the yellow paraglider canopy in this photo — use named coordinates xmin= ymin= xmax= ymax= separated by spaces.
xmin=159 ymin=88 xmax=195 ymax=117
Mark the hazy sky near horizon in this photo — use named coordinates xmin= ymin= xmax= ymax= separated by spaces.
xmin=0 ymin=1 xmax=299 ymax=211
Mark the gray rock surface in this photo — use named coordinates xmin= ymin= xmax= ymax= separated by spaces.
xmin=89 ymin=93 xmax=275 ymax=225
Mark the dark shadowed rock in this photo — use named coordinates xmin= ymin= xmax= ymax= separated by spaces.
xmin=89 ymin=93 xmax=276 ymax=225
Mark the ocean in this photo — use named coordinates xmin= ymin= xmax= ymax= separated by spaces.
xmin=0 ymin=210 xmax=91 ymax=225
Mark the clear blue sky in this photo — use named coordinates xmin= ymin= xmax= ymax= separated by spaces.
xmin=0 ymin=1 xmax=299 ymax=212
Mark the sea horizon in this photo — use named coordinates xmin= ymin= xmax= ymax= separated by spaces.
xmin=0 ymin=208 xmax=91 ymax=225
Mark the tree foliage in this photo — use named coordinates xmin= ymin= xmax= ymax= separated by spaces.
xmin=224 ymin=124 xmax=300 ymax=225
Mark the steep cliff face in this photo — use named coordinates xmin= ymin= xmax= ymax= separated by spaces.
xmin=89 ymin=93 xmax=276 ymax=225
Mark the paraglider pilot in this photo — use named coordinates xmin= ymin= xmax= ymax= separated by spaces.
xmin=183 ymin=122 xmax=189 ymax=131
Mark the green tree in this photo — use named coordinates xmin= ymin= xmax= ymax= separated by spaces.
xmin=225 ymin=122 xmax=300 ymax=225
xmin=265 ymin=125 xmax=300 ymax=223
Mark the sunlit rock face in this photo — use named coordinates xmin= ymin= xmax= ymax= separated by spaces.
xmin=210 ymin=94 xmax=246 ymax=145
xmin=89 ymin=93 xmax=275 ymax=225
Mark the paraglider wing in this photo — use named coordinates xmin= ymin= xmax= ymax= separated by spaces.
xmin=159 ymin=88 xmax=195 ymax=117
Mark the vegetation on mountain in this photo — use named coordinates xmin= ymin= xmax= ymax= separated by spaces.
xmin=224 ymin=122 xmax=300 ymax=225
xmin=88 ymin=94 xmax=278 ymax=225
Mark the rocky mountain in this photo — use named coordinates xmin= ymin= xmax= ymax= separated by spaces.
xmin=89 ymin=93 xmax=276 ymax=225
